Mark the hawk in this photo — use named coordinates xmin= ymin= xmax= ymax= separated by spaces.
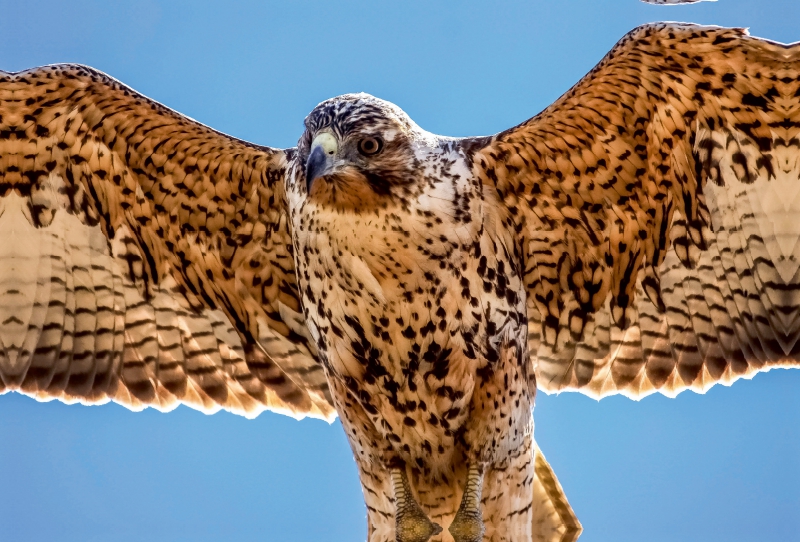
xmin=0 ymin=23 xmax=798 ymax=542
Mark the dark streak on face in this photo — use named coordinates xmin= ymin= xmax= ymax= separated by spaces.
xmin=362 ymin=170 xmax=392 ymax=196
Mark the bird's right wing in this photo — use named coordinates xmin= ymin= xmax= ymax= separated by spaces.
xmin=0 ymin=64 xmax=334 ymax=421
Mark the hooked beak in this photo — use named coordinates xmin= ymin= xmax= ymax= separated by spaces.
xmin=305 ymin=132 xmax=338 ymax=193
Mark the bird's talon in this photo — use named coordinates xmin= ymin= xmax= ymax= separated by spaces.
xmin=448 ymin=464 xmax=486 ymax=542
xmin=448 ymin=510 xmax=485 ymax=542
xmin=396 ymin=512 xmax=441 ymax=542
xmin=391 ymin=467 xmax=440 ymax=542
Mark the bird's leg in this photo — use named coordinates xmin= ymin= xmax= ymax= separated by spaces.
xmin=448 ymin=463 xmax=486 ymax=542
xmin=390 ymin=466 xmax=442 ymax=542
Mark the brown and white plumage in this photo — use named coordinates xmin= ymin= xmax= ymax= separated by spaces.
xmin=0 ymin=64 xmax=334 ymax=421
xmin=0 ymin=22 xmax=798 ymax=542
xmin=485 ymin=24 xmax=800 ymax=401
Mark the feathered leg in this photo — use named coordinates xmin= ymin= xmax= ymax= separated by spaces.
xmin=448 ymin=463 xmax=486 ymax=542
xmin=391 ymin=466 xmax=442 ymax=542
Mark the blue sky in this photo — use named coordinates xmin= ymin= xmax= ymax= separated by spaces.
xmin=0 ymin=1 xmax=798 ymax=541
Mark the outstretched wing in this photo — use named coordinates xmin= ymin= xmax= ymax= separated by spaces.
xmin=0 ymin=64 xmax=333 ymax=420
xmin=471 ymin=24 xmax=800 ymax=399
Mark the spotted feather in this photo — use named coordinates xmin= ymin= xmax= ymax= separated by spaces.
xmin=0 ymin=64 xmax=332 ymax=420
xmin=471 ymin=24 xmax=800 ymax=399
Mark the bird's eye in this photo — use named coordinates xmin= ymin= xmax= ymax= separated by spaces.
xmin=357 ymin=136 xmax=384 ymax=156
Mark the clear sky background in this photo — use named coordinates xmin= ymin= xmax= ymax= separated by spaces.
xmin=0 ymin=1 xmax=798 ymax=541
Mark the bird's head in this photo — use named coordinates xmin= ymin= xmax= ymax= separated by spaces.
xmin=296 ymin=93 xmax=434 ymax=211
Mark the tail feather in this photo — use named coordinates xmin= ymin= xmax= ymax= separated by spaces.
xmin=532 ymin=443 xmax=582 ymax=542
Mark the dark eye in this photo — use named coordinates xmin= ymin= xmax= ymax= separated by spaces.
xmin=358 ymin=136 xmax=384 ymax=156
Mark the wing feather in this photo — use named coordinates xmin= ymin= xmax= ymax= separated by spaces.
xmin=0 ymin=64 xmax=334 ymax=420
xmin=469 ymin=24 xmax=800 ymax=399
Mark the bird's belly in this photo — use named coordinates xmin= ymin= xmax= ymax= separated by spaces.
xmin=314 ymin=260 xmax=530 ymax=472
xmin=317 ymin=279 xmax=478 ymax=466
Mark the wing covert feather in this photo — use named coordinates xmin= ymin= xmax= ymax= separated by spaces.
xmin=0 ymin=64 xmax=333 ymax=420
xmin=470 ymin=24 xmax=800 ymax=399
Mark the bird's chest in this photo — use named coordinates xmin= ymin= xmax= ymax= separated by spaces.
xmin=289 ymin=177 xmax=528 ymax=459
xmin=293 ymin=200 xmax=482 ymax=380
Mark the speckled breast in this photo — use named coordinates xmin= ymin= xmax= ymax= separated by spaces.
xmin=286 ymin=162 xmax=530 ymax=465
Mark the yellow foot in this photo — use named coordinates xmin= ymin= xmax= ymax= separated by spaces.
xmin=391 ymin=467 xmax=442 ymax=542
xmin=396 ymin=506 xmax=442 ymax=542
xmin=447 ymin=464 xmax=486 ymax=542
xmin=448 ymin=509 xmax=484 ymax=542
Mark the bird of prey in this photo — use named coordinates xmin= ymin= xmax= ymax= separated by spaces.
xmin=0 ymin=22 xmax=798 ymax=542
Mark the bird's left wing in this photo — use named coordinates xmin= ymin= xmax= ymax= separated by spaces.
xmin=468 ymin=23 xmax=800 ymax=399
xmin=0 ymin=64 xmax=334 ymax=420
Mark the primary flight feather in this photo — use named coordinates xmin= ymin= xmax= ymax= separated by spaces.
xmin=0 ymin=23 xmax=797 ymax=542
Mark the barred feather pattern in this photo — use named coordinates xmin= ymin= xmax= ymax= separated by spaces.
xmin=0 ymin=65 xmax=333 ymax=420
xmin=471 ymin=24 xmax=800 ymax=399
xmin=531 ymin=208 xmax=800 ymax=398
xmin=533 ymin=135 xmax=800 ymax=396
xmin=531 ymin=446 xmax=582 ymax=542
